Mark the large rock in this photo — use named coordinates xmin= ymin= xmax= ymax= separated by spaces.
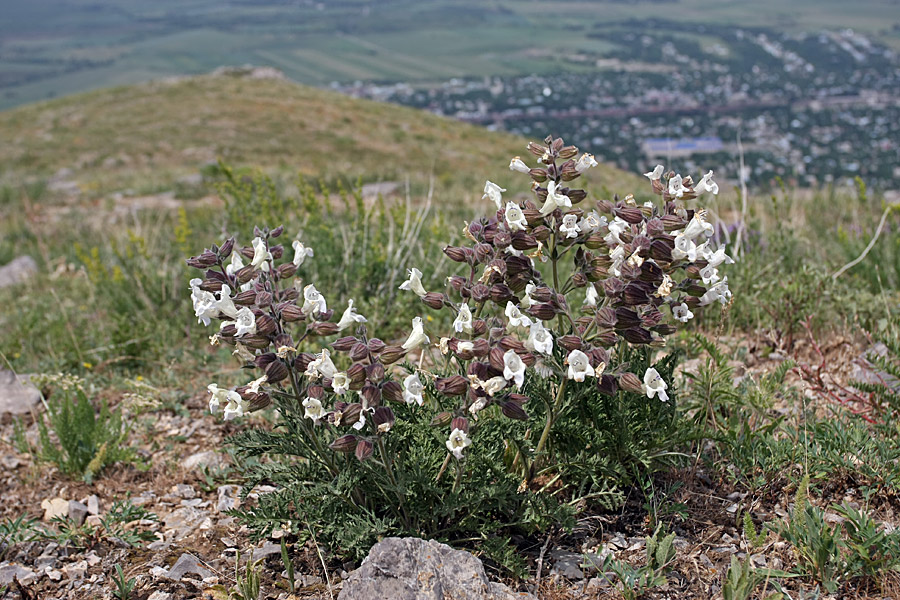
xmin=0 ymin=256 xmax=37 ymax=289
xmin=337 ymin=537 xmax=535 ymax=600
xmin=0 ymin=370 xmax=41 ymax=415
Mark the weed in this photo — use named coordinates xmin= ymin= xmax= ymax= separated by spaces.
xmin=230 ymin=551 xmax=262 ymax=600
xmin=0 ymin=516 xmax=37 ymax=560
xmin=111 ymin=564 xmax=136 ymax=600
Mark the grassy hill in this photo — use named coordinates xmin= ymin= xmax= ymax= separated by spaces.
xmin=0 ymin=71 xmax=637 ymax=202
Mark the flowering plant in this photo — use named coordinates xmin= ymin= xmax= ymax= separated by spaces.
xmin=185 ymin=136 xmax=732 ymax=562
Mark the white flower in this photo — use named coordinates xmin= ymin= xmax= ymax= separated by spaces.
xmin=250 ymin=237 xmax=272 ymax=272
xmin=574 ymin=153 xmax=598 ymax=173
xmin=453 ymin=303 xmax=474 ymax=334
xmin=644 ymin=165 xmax=664 ymax=181
xmin=247 ymin=375 xmax=267 ymax=394
xmin=302 ymin=284 xmax=327 ymax=316
xmin=671 ymin=233 xmax=698 ymax=262
xmin=502 ymin=350 xmax=526 ymax=388
xmin=683 ymin=212 xmax=714 ymax=241
xmin=627 ymin=251 xmax=644 ymax=268
xmin=609 ymin=244 xmax=626 ymax=277
xmin=700 ymin=278 xmax=732 ymax=306
xmin=505 ymin=302 xmax=532 ymax=329
xmin=483 ymin=181 xmax=506 ymax=209
xmin=509 ymin=157 xmax=530 ymax=174
xmin=399 ymin=267 xmax=427 ymax=297
xmin=578 ymin=210 xmax=608 ymax=233
xmin=403 ymin=373 xmax=425 ymax=406
xmin=481 ymin=376 xmax=508 ymax=397
xmin=401 ymin=316 xmax=430 ymax=350
xmin=306 ymin=348 xmax=337 ymax=379
xmin=190 ymin=278 xmax=219 ymax=326
xmin=504 ymin=202 xmax=528 ymax=232
xmin=446 ymin=428 xmax=472 ymax=459
xmin=704 ymin=246 xmax=735 ymax=269
xmin=337 ymin=299 xmax=367 ymax=331
xmin=216 ymin=285 xmax=240 ymax=319
xmin=559 ymin=214 xmax=581 ymax=239
xmin=226 ymin=252 xmax=245 ymax=277
xmin=695 ymin=170 xmax=719 ymax=195
xmin=457 ymin=341 xmax=474 ymax=353
xmin=566 ymin=349 xmax=595 ymax=382
xmin=332 ymin=372 xmax=350 ymax=395
xmin=303 ymin=397 xmax=325 ymax=423
xmin=656 ymin=274 xmax=673 ymax=299
xmin=234 ymin=307 xmax=257 ymax=336
xmin=539 ymin=180 xmax=572 ymax=216
xmin=352 ymin=412 xmax=367 ymax=431
xmin=584 ymin=285 xmax=599 ymax=307
xmin=468 ymin=396 xmax=488 ymax=416
xmin=521 ymin=282 xmax=537 ymax=309
xmin=672 ymin=303 xmax=694 ymax=323
xmin=700 ymin=264 xmax=719 ymax=285
xmin=525 ymin=321 xmax=554 ymax=355
xmin=643 ymin=367 xmax=669 ymax=402
xmin=604 ymin=217 xmax=629 ymax=246
xmin=207 ymin=383 xmax=240 ymax=415
xmin=668 ymin=174 xmax=688 ymax=198
xmin=292 ymin=240 xmax=314 ymax=267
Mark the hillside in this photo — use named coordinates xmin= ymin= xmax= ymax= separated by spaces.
xmin=0 ymin=71 xmax=638 ymax=202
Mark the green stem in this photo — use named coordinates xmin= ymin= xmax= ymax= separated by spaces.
xmin=534 ymin=378 xmax=568 ymax=464
xmin=377 ymin=437 xmax=410 ymax=529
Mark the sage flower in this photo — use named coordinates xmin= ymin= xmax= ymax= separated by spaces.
xmin=700 ymin=264 xmax=719 ymax=285
xmin=695 ymin=170 xmax=719 ymax=195
xmin=234 ymin=307 xmax=257 ymax=336
xmin=453 ymin=303 xmax=474 ymax=334
xmin=302 ymin=284 xmax=327 ymax=316
xmin=644 ymin=165 xmax=664 ymax=181
xmin=584 ymin=285 xmax=599 ymax=307
xmin=482 ymin=376 xmax=507 ymax=396
xmin=216 ymin=285 xmax=240 ymax=319
xmin=604 ymin=217 xmax=629 ymax=246
xmin=525 ymin=321 xmax=554 ymax=355
xmin=401 ymin=316 xmax=430 ymax=350
xmin=222 ymin=393 xmax=249 ymax=421
xmin=247 ymin=375 xmax=267 ymax=394
xmin=509 ymin=157 xmax=530 ymax=174
xmin=337 ymin=299 xmax=367 ymax=331
xmin=672 ymin=303 xmax=694 ymax=323
xmin=704 ymin=246 xmax=735 ymax=269
xmin=559 ymin=214 xmax=581 ymax=239
xmin=446 ymin=428 xmax=472 ymax=459
xmin=303 ymin=397 xmax=325 ymax=423
xmin=207 ymin=383 xmax=240 ymax=415
xmin=671 ymin=234 xmax=698 ymax=262
xmin=700 ymin=278 xmax=732 ymax=306
xmin=226 ymin=252 xmax=244 ymax=277
xmin=292 ymin=240 xmax=314 ymax=267
xmin=578 ymin=210 xmax=608 ymax=233
xmin=332 ymin=372 xmax=350 ymax=395
xmin=668 ymin=174 xmax=688 ymax=198
xmin=190 ymin=279 xmax=219 ymax=326
xmin=566 ymin=349 xmax=595 ymax=382
xmin=306 ymin=348 xmax=337 ymax=379
xmin=503 ymin=350 xmax=526 ymax=388
xmin=521 ymin=282 xmax=537 ymax=309
xmin=574 ymin=153 xmax=598 ymax=173
xmin=683 ymin=212 xmax=714 ymax=241
xmin=539 ymin=180 xmax=572 ymax=216
xmin=505 ymin=301 xmax=532 ymax=329
xmin=609 ymin=244 xmax=626 ymax=277
xmin=655 ymin=274 xmax=673 ymax=298
xmin=483 ymin=181 xmax=506 ymax=209
xmin=250 ymin=237 xmax=272 ymax=272
xmin=403 ymin=373 xmax=425 ymax=406
xmin=399 ymin=267 xmax=427 ymax=297
xmin=642 ymin=367 xmax=669 ymax=402
xmin=505 ymin=202 xmax=528 ymax=232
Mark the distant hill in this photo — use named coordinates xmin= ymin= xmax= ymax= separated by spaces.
xmin=0 ymin=71 xmax=638 ymax=202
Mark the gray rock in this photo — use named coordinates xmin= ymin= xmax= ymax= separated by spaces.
xmin=0 ymin=563 xmax=36 ymax=586
xmin=172 ymin=484 xmax=197 ymax=499
xmin=549 ymin=550 xmax=584 ymax=580
xmin=0 ymin=256 xmax=37 ymax=289
xmin=86 ymin=495 xmax=100 ymax=515
xmin=68 ymin=500 xmax=89 ymax=526
xmin=338 ymin=537 xmax=535 ymax=600
xmin=182 ymin=450 xmax=227 ymax=471
xmin=166 ymin=553 xmax=213 ymax=581
xmin=217 ymin=485 xmax=241 ymax=513
xmin=148 ymin=592 xmax=174 ymax=600
xmin=0 ymin=370 xmax=41 ymax=415
xmin=34 ymin=555 xmax=57 ymax=569
xmin=252 ymin=542 xmax=282 ymax=560
xmin=163 ymin=507 xmax=209 ymax=541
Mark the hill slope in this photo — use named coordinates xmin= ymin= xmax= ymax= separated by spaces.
xmin=0 ymin=72 xmax=637 ymax=201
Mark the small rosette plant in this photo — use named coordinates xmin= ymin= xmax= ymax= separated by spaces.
xmin=184 ymin=136 xmax=733 ymax=563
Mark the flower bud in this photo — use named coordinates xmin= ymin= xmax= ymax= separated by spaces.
xmin=431 ymin=412 xmax=452 ymax=427
xmin=472 ymin=320 xmax=487 ymax=336
xmin=265 ymin=360 xmax=289 ymax=383
xmin=380 ymin=345 xmax=408 ymax=365
xmin=567 ymin=189 xmax=587 ymax=204
xmin=277 ymin=263 xmax=297 ymax=279
xmin=309 ymin=322 xmax=340 ymax=336
xmin=347 ymin=363 xmax=367 ymax=385
xmin=595 ymin=330 xmax=619 ymax=346
xmin=235 ymin=265 xmax=256 ymax=284
xmin=422 ymin=292 xmax=445 ymax=310
xmin=256 ymin=291 xmax=273 ymax=308
xmin=330 ymin=434 xmax=358 ymax=453
xmin=186 ymin=251 xmax=218 ymax=269
xmin=571 ymin=272 xmax=588 ymax=288
xmin=436 ymin=375 xmax=469 ymax=396
xmin=598 ymin=374 xmax=618 ymax=397
xmin=255 ymin=352 xmax=277 ymax=369
xmin=558 ymin=335 xmax=583 ymax=352
xmin=614 ymin=307 xmax=641 ymax=329
xmin=382 ymin=380 xmax=403 ymax=404
xmin=498 ymin=336 xmax=526 ymax=353
xmin=366 ymin=362 xmax=385 ymax=383
xmin=241 ymin=246 xmax=255 ymax=260
xmin=233 ymin=290 xmax=257 ymax=306
xmin=332 ymin=336 xmax=358 ymax=351
xmin=622 ymin=327 xmax=652 ymax=345
xmin=307 ymin=384 xmax=325 ymax=399
xmin=474 ymin=243 xmax=493 ymax=263
xmin=270 ymin=225 xmax=284 ymax=238
xmin=490 ymin=284 xmax=514 ymax=304
xmin=248 ymin=393 xmax=271 ymax=411
xmin=269 ymin=245 xmax=283 ymax=260
xmin=471 ymin=283 xmax=490 ymax=303
xmin=218 ymin=237 xmax=235 ymax=258
xmin=451 ymin=416 xmax=470 ymax=433
xmin=367 ymin=338 xmax=386 ymax=353
xmin=372 ymin=406 xmax=395 ymax=433
xmin=558 ymin=145 xmax=578 ymax=159
xmin=661 ymin=215 xmax=685 ymax=231
xmin=341 ymin=403 xmax=364 ymax=426
xmin=602 ymin=277 xmax=624 ymax=298
xmin=294 ymin=353 xmax=316 ymax=372
xmin=501 ymin=401 xmax=529 ymax=421
xmin=282 ymin=288 xmax=299 ymax=302
xmin=532 ymin=225 xmax=551 ymax=242
xmin=619 ymin=372 xmax=644 ymax=394
xmin=198 ymin=279 xmax=223 ymax=293
xmin=623 ymin=282 xmax=652 ymax=306
xmin=349 ymin=342 xmax=369 ymax=361
xmin=511 ymin=232 xmax=538 ymax=251
xmin=527 ymin=303 xmax=557 ymax=321
xmin=493 ymin=230 xmax=512 ymax=248
xmin=281 ymin=304 xmax=305 ymax=322
xmin=584 ymin=231 xmax=605 ymax=250
xmin=448 ymin=276 xmax=466 ymax=292
xmin=655 ymin=324 xmax=676 ymax=336
xmin=443 ymin=246 xmax=468 ymax=262
xmin=595 ymin=307 xmax=617 ymax=329
xmin=241 ymin=335 xmax=271 ymax=349
xmin=489 ymin=347 xmax=505 ymax=371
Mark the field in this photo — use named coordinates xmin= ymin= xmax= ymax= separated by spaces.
xmin=1 ymin=71 xmax=900 ymax=599
xmin=2 ymin=0 xmax=899 ymax=110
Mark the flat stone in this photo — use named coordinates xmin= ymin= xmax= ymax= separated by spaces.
xmin=217 ymin=485 xmax=241 ymax=513
xmin=338 ymin=537 xmax=535 ymax=600
xmin=68 ymin=500 xmax=89 ymax=525
xmin=63 ymin=560 xmax=87 ymax=581
xmin=549 ymin=550 xmax=584 ymax=580
xmin=41 ymin=497 xmax=69 ymax=521
xmin=181 ymin=450 xmax=228 ymax=471
xmin=0 ymin=563 xmax=36 ymax=586
xmin=166 ymin=553 xmax=213 ymax=581
xmin=86 ymin=495 xmax=100 ymax=515
xmin=252 ymin=542 xmax=282 ymax=560
xmin=0 ymin=370 xmax=41 ymax=415
xmin=148 ymin=592 xmax=174 ymax=600
xmin=172 ymin=484 xmax=197 ymax=499
xmin=0 ymin=256 xmax=37 ymax=289
xmin=163 ymin=507 xmax=209 ymax=540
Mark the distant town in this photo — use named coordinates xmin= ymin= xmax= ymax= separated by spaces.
xmin=337 ymin=22 xmax=900 ymax=191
